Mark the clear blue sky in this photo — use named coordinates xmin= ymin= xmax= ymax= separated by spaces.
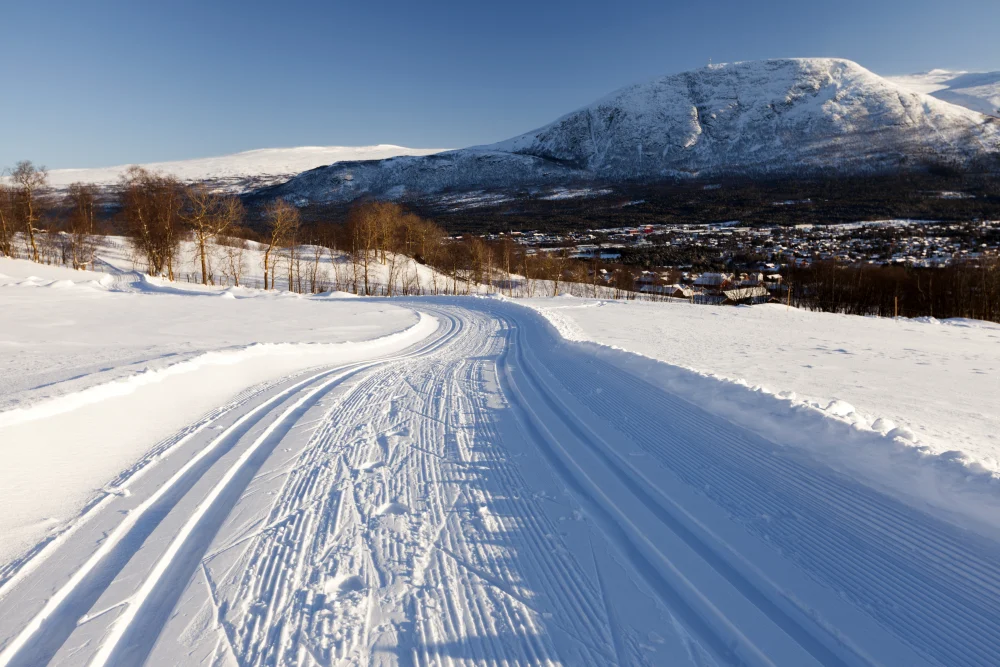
xmin=2 ymin=0 xmax=998 ymax=169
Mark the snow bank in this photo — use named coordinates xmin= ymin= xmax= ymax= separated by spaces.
xmin=0 ymin=254 xmax=438 ymax=565
xmin=0 ymin=314 xmax=437 ymax=430
xmin=520 ymin=297 xmax=1000 ymax=537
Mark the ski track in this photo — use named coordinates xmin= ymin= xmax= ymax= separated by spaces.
xmin=0 ymin=300 xmax=999 ymax=666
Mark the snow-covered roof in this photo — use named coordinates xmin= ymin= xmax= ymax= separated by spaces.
xmin=693 ymin=272 xmax=732 ymax=286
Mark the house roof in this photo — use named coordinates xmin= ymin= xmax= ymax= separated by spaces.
xmin=723 ymin=285 xmax=771 ymax=300
xmin=693 ymin=272 xmax=732 ymax=286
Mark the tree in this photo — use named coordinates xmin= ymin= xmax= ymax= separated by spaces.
xmin=182 ymin=186 xmax=244 ymax=285
xmin=612 ymin=267 xmax=636 ymax=300
xmin=0 ymin=183 xmax=14 ymax=257
xmin=307 ymin=241 xmax=326 ymax=293
xmin=217 ymin=232 xmax=248 ymax=287
xmin=118 ymin=166 xmax=184 ymax=279
xmin=547 ymin=249 xmax=570 ymax=296
xmin=499 ymin=236 xmax=517 ymax=296
xmin=66 ymin=183 xmax=98 ymax=269
xmin=261 ymin=199 xmax=299 ymax=290
xmin=346 ymin=203 xmax=380 ymax=295
xmin=10 ymin=161 xmax=48 ymax=262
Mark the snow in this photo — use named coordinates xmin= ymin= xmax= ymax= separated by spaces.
xmin=522 ymin=297 xmax=1000 ymax=533
xmin=539 ymin=187 xmax=613 ymax=200
xmin=887 ymin=69 xmax=1000 ymax=117
xmin=0 ymin=255 xmax=436 ymax=565
xmin=271 ymin=59 xmax=1000 ymax=204
xmin=2 ymin=259 xmax=1000 ymax=665
xmin=38 ymin=145 xmax=448 ymax=191
xmin=434 ymin=190 xmax=517 ymax=210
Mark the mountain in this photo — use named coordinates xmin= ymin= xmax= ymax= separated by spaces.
xmin=887 ymin=69 xmax=1000 ymax=118
xmin=264 ymin=58 xmax=1000 ymax=206
xmin=44 ymin=145 xmax=447 ymax=191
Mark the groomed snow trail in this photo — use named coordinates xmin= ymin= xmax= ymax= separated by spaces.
xmin=1 ymin=300 xmax=999 ymax=666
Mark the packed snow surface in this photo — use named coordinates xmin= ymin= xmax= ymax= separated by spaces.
xmin=2 ymin=262 xmax=1000 ymax=666
xmin=41 ymin=145 xmax=447 ymax=190
xmin=0 ymin=256 xmax=434 ymax=563
xmin=524 ymin=298 xmax=1000 ymax=507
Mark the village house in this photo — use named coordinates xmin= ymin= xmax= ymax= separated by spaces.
xmin=692 ymin=272 xmax=734 ymax=292
xmin=722 ymin=285 xmax=772 ymax=305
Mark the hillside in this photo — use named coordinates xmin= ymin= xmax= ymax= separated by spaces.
xmin=43 ymin=144 xmax=447 ymax=191
xmin=263 ymin=58 xmax=1000 ymax=206
xmin=888 ymin=69 xmax=1000 ymax=117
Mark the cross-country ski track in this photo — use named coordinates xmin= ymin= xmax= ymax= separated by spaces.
xmin=1 ymin=299 xmax=998 ymax=667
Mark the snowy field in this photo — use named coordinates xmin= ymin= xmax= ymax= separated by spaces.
xmin=0 ymin=256 xmax=434 ymax=565
xmin=2 ymin=254 xmax=1000 ymax=666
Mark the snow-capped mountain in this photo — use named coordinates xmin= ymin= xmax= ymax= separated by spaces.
xmin=266 ymin=59 xmax=1000 ymax=205
xmin=44 ymin=145 xmax=447 ymax=191
xmin=887 ymin=70 xmax=1000 ymax=117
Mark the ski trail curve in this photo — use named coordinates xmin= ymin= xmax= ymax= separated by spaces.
xmin=1 ymin=300 xmax=999 ymax=666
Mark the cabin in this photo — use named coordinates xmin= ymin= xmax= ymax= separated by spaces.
xmin=692 ymin=272 xmax=734 ymax=291
xmin=722 ymin=285 xmax=772 ymax=305
xmin=639 ymin=284 xmax=693 ymax=299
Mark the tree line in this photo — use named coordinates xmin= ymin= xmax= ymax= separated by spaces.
xmin=785 ymin=260 xmax=1000 ymax=322
xmin=5 ymin=160 xmax=998 ymax=322
xmin=0 ymin=161 xmax=619 ymax=298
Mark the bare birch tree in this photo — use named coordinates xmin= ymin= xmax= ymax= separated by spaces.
xmin=10 ymin=161 xmax=48 ymax=262
xmin=347 ymin=203 xmax=379 ymax=295
xmin=218 ymin=232 xmax=248 ymax=286
xmin=66 ymin=183 xmax=98 ymax=269
xmin=0 ymin=183 xmax=15 ymax=257
xmin=118 ymin=166 xmax=183 ymax=278
xmin=261 ymin=199 xmax=299 ymax=290
xmin=182 ymin=186 xmax=244 ymax=285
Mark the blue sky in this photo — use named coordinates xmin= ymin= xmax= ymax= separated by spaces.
xmin=2 ymin=0 xmax=998 ymax=169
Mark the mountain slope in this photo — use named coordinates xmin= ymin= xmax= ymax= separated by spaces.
xmin=887 ymin=70 xmax=1000 ymax=117
xmin=266 ymin=59 xmax=1000 ymax=205
xmin=45 ymin=145 xmax=447 ymax=191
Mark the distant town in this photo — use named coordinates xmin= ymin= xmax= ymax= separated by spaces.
xmin=502 ymin=218 xmax=1000 ymax=268
xmin=471 ymin=217 xmax=1000 ymax=308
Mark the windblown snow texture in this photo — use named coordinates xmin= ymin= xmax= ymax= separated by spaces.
xmin=888 ymin=69 xmax=1000 ymax=118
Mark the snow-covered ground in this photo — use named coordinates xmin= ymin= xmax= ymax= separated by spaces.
xmin=86 ymin=235 xmax=462 ymax=296
xmin=0 ymin=256 xmax=435 ymax=566
xmin=2 ymin=254 xmax=1000 ymax=666
xmin=887 ymin=69 xmax=1000 ymax=117
xmin=39 ymin=145 xmax=448 ymax=190
xmin=523 ymin=298 xmax=1000 ymax=526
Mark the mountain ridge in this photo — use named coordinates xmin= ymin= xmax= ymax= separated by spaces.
xmin=887 ymin=69 xmax=1000 ymax=117
xmin=263 ymin=58 xmax=1000 ymax=206
xmin=42 ymin=144 xmax=448 ymax=191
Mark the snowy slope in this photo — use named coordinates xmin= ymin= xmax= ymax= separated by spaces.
xmin=43 ymin=145 xmax=447 ymax=191
xmin=888 ymin=69 xmax=1000 ymax=117
xmin=267 ymin=58 xmax=1000 ymax=204
xmin=88 ymin=234 xmax=463 ymax=296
